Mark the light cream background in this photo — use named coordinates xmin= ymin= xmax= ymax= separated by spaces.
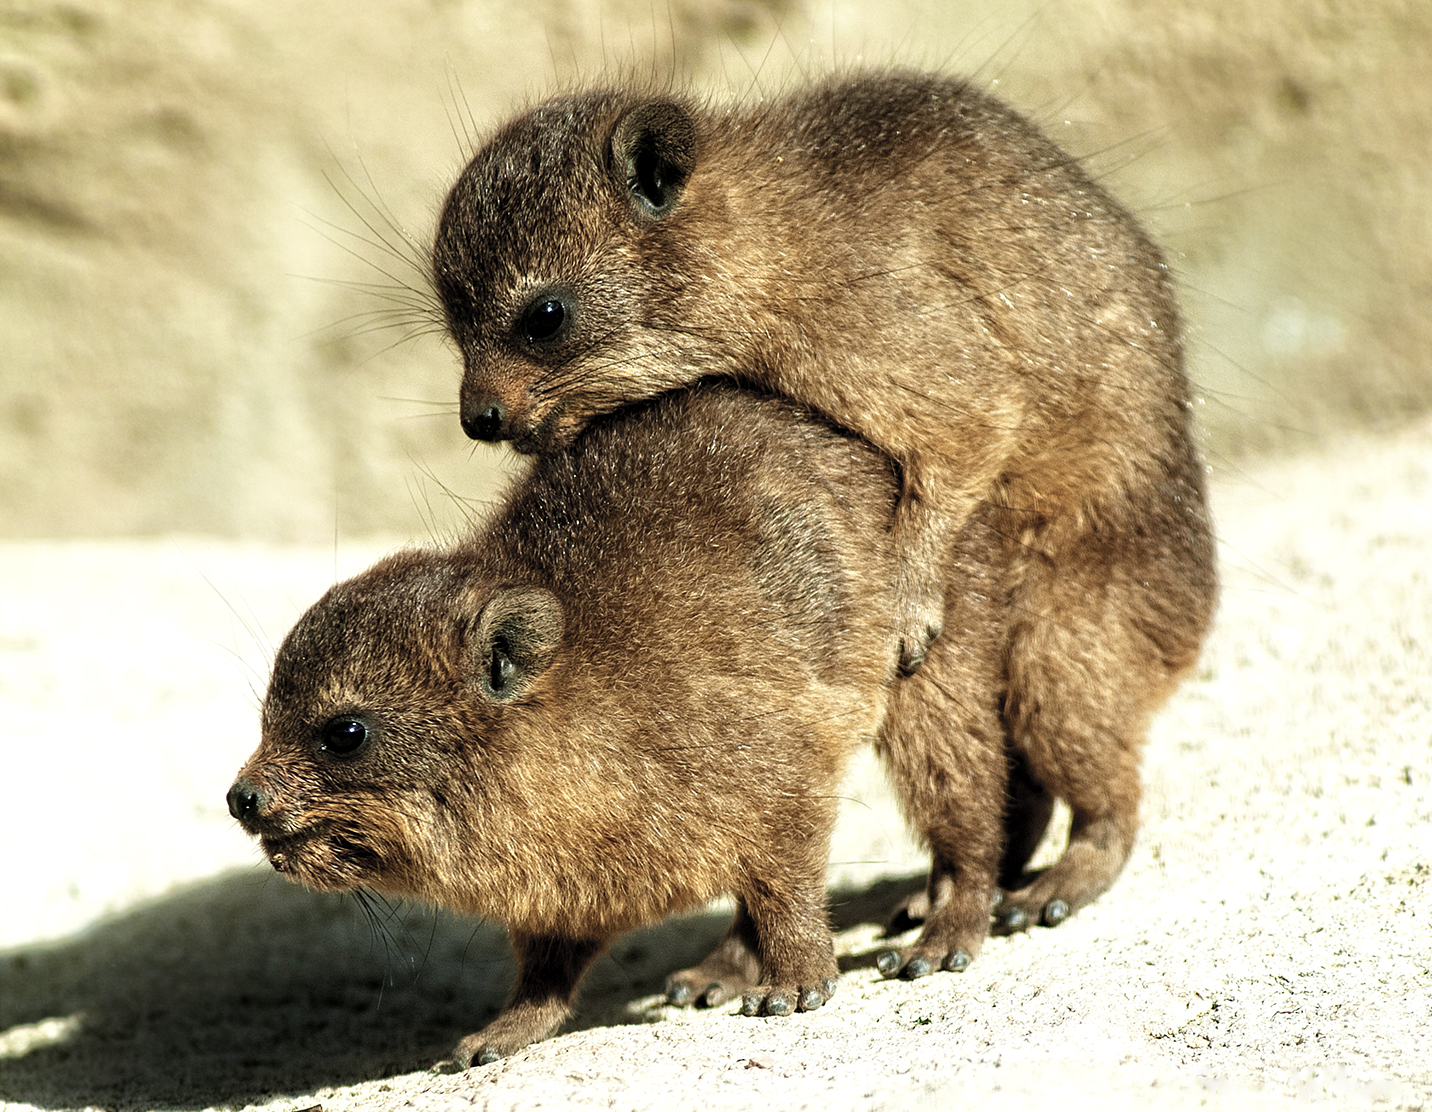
xmin=2 ymin=0 xmax=1428 ymax=539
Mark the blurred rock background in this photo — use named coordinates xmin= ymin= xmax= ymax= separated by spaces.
xmin=1 ymin=0 xmax=1427 ymax=540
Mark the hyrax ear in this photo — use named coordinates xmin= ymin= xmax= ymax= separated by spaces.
xmin=465 ymin=586 xmax=564 ymax=704
xmin=610 ymin=101 xmax=697 ymax=222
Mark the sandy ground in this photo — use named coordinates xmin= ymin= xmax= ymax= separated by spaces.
xmin=1 ymin=420 xmax=1429 ymax=1112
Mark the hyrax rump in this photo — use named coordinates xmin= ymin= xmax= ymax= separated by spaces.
xmin=230 ymin=384 xmax=934 ymax=1066
xmin=432 ymin=72 xmax=1217 ymax=936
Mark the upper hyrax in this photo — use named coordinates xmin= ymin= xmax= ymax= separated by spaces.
xmin=431 ymin=71 xmax=1217 ymax=940
xmin=229 ymin=384 xmax=915 ymax=1066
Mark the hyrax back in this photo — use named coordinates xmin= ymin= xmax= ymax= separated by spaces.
xmin=432 ymin=69 xmax=1217 ymax=945
xmin=228 ymin=384 xmax=911 ymax=1065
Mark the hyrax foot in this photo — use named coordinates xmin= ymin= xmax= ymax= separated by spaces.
xmin=739 ymin=977 xmax=839 ymax=1016
xmin=992 ymin=828 xmax=1130 ymax=935
xmin=877 ymin=886 xmax=990 ymax=979
xmin=876 ymin=946 xmax=972 ymax=979
xmin=452 ymin=1009 xmax=563 ymax=1068
xmin=665 ymin=952 xmax=760 ymax=1008
xmin=991 ymin=892 xmax=1072 ymax=934
xmin=666 ymin=907 xmax=763 ymax=1007
xmin=666 ymin=971 xmax=745 ymax=1008
xmin=453 ymin=934 xmax=600 ymax=1068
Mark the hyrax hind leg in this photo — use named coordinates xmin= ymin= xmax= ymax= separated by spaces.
xmin=875 ymin=507 xmax=1010 ymax=979
xmin=996 ymin=470 xmax=1216 ymax=933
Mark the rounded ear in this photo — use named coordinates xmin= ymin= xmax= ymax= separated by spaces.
xmin=464 ymin=586 xmax=564 ymax=704
xmin=610 ymin=101 xmax=697 ymax=222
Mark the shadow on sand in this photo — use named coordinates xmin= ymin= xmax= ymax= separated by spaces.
xmin=0 ymin=868 xmax=925 ymax=1110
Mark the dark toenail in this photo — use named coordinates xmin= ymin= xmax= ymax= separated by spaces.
xmin=666 ymin=982 xmax=692 ymax=1006
xmin=1002 ymin=907 xmax=1030 ymax=932
xmin=765 ymin=992 xmax=794 ymax=1017
xmin=798 ymin=987 xmax=826 ymax=1010
xmin=903 ymin=957 xmax=932 ymax=979
xmin=876 ymin=950 xmax=903 ymax=977
xmin=1043 ymin=899 xmax=1070 ymax=926
xmin=740 ymin=993 xmax=762 ymax=1017
xmin=822 ymin=976 xmax=839 ymax=996
xmin=944 ymin=950 xmax=971 ymax=973
xmin=991 ymin=890 xmax=1005 ymax=909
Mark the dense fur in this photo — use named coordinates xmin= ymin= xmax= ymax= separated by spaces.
xmin=230 ymin=385 xmax=909 ymax=1065
xmin=430 ymin=71 xmax=1218 ymax=955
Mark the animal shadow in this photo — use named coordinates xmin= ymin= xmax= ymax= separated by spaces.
xmin=0 ymin=867 xmax=926 ymax=1109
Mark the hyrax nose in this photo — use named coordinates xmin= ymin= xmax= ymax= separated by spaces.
xmin=461 ymin=397 xmax=506 ymax=442
xmin=226 ymin=777 xmax=268 ymax=824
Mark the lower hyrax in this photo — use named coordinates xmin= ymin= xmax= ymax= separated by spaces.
xmin=231 ymin=384 xmax=914 ymax=1066
xmin=431 ymin=70 xmax=1219 ymax=945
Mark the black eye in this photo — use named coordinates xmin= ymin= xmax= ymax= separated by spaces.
xmin=318 ymin=715 xmax=371 ymax=758
xmin=518 ymin=291 xmax=572 ymax=346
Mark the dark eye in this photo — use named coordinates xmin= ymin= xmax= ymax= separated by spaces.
xmin=518 ymin=290 xmax=573 ymax=346
xmin=318 ymin=715 xmax=372 ymax=758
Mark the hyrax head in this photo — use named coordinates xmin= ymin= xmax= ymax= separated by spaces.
xmin=226 ymin=552 xmax=563 ymax=898
xmin=432 ymin=90 xmax=700 ymax=453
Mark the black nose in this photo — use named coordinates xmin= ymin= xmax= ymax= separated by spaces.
xmin=461 ymin=398 xmax=506 ymax=442
xmin=227 ymin=778 xmax=265 ymax=823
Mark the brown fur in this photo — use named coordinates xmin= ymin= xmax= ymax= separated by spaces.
xmin=430 ymin=71 xmax=1218 ymax=954
xmin=230 ymin=384 xmax=912 ymax=1065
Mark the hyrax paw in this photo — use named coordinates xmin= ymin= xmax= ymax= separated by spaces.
xmin=875 ymin=946 xmax=972 ymax=980
xmin=882 ymin=885 xmax=990 ymax=977
xmin=738 ymin=978 xmax=839 ymax=1017
xmin=452 ymin=1011 xmax=564 ymax=1069
xmin=991 ymin=896 xmax=1071 ymax=935
xmin=452 ymin=1034 xmax=513 ymax=1070
xmin=665 ymin=950 xmax=759 ymax=1008
xmin=665 ymin=974 xmax=742 ymax=1008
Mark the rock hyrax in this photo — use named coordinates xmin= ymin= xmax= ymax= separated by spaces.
xmin=230 ymin=384 xmax=921 ymax=1066
xmin=430 ymin=69 xmax=1218 ymax=938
